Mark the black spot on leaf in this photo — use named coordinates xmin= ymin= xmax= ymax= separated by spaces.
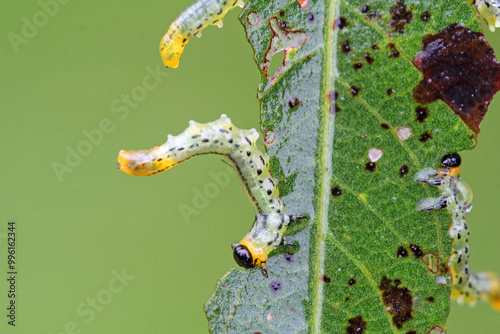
xmin=331 ymin=186 xmax=342 ymax=197
xmin=399 ymin=165 xmax=409 ymax=177
xmin=341 ymin=40 xmax=352 ymax=53
xmin=335 ymin=17 xmax=348 ymax=29
xmin=409 ymin=244 xmax=423 ymax=258
xmin=420 ymin=10 xmax=431 ymax=22
xmin=379 ymin=276 xmax=414 ymax=329
xmin=397 ymin=246 xmax=409 ymax=258
xmin=350 ymin=86 xmax=360 ymax=96
xmin=390 ymin=0 xmax=413 ymax=33
xmin=365 ymin=162 xmax=376 ymax=172
xmin=321 ymin=275 xmax=332 ymax=283
xmin=415 ymin=106 xmax=429 ymax=122
xmin=413 ymin=24 xmax=500 ymax=134
xmin=348 ymin=278 xmax=356 ymax=286
xmin=387 ymin=88 xmax=395 ymax=96
xmin=364 ymin=53 xmax=374 ymax=64
xmin=381 ymin=123 xmax=390 ymax=130
xmin=288 ymin=97 xmax=301 ymax=108
xmin=346 ymin=316 xmax=367 ymax=334
xmin=353 ymin=60 xmax=363 ymax=70
xmin=419 ymin=132 xmax=432 ymax=143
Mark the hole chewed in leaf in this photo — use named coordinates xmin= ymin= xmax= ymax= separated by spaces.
xmin=413 ymin=24 xmax=500 ymax=133
xmin=379 ymin=276 xmax=414 ymax=329
xmin=296 ymin=0 xmax=309 ymax=9
xmin=262 ymin=18 xmax=308 ymax=81
xmin=421 ymin=253 xmax=440 ymax=274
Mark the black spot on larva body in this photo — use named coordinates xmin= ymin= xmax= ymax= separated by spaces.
xmin=381 ymin=123 xmax=390 ymax=130
xmin=426 ymin=296 xmax=435 ymax=302
xmin=321 ymin=275 xmax=332 ymax=283
xmin=399 ymin=165 xmax=409 ymax=178
xmin=192 ymin=134 xmax=201 ymax=138
xmin=420 ymin=11 xmax=431 ymax=22
xmin=397 ymin=246 xmax=409 ymax=258
xmin=389 ymin=0 xmax=413 ymax=33
xmin=353 ymin=61 xmax=363 ymax=70
xmin=246 ymin=151 xmax=252 ymax=157
xmin=346 ymin=316 xmax=367 ymax=334
xmin=413 ymin=24 xmax=500 ymax=134
xmin=267 ymin=189 xmax=272 ymax=195
xmin=379 ymin=276 xmax=414 ymax=329
xmin=306 ymin=12 xmax=315 ymax=23
xmin=335 ymin=17 xmax=348 ymax=29
xmin=365 ymin=162 xmax=376 ymax=172
xmin=269 ymin=280 xmax=282 ymax=294
xmin=257 ymin=168 xmax=262 ymax=175
xmin=415 ymin=106 xmax=429 ymax=122
xmin=341 ymin=40 xmax=352 ymax=53
xmin=348 ymin=278 xmax=356 ymax=286
xmin=387 ymin=88 xmax=395 ymax=96
xmin=350 ymin=86 xmax=360 ymax=96
xmin=288 ymin=97 xmax=301 ymax=108
xmin=364 ymin=53 xmax=374 ymax=64
xmin=284 ymin=252 xmax=294 ymax=262
xmin=202 ymin=138 xmax=209 ymax=143
xmin=409 ymin=244 xmax=423 ymax=258
xmin=331 ymin=186 xmax=342 ymax=197
xmin=419 ymin=132 xmax=432 ymax=143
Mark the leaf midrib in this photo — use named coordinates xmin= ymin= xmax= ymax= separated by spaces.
xmin=311 ymin=0 xmax=338 ymax=332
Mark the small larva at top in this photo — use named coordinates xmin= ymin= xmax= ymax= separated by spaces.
xmin=118 ymin=115 xmax=304 ymax=277
xmin=415 ymin=153 xmax=500 ymax=310
xmin=476 ymin=0 xmax=500 ymax=32
xmin=160 ymin=0 xmax=245 ymax=68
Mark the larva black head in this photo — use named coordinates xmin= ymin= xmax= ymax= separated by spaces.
xmin=440 ymin=153 xmax=461 ymax=168
xmin=232 ymin=244 xmax=255 ymax=269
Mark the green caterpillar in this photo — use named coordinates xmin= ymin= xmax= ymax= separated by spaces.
xmin=476 ymin=0 xmax=500 ymax=32
xmin=118 ymin=115 xmax=303 ymax=276
xmin=160 ymin=0 xmax=244 ymax=68
xmin=415 ymin=153 xmax=500 ymax=309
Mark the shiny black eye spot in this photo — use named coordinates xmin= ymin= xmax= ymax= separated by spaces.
xmin=440 ymin=153 xmax=461 ymax=168
xmin=233 ymin=244 xmax=254 ymax=268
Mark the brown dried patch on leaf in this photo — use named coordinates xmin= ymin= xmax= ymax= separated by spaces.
xmin=379 ymin=276 xmax=414 ymax=329
xmin=262 ymin=18 xmax=308 ymax=81
xmin=413 ymin=24 xmax=500 ymax=134
xmin=390 ymin=0 xmax=413 ymax=33
xmin=346 ymin=315 xmax=367 ymax=334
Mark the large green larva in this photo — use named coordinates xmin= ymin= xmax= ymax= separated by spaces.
xmin=160 ymin=0 xmax=245 ymax=68
xmin=415 ymin=153 xmax=500 ymax=309
xmin=118 ymin=115 xmax=303 ymax=276
xmin=476 ymin=0 xmax=500 ymax=32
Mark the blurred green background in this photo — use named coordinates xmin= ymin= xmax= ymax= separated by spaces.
xmin=0 ymin=1 xmax=499 ymax=333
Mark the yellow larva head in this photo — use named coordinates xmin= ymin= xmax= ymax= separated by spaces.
xmin=159 ymin=32 xmax=186 ymax=68
xmin=118 ymin=148 xmax=176 ymax=176
xmin=232 ymin=237 xmax=268 ymax=269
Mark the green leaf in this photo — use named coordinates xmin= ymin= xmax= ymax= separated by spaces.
xmin=205 ymin=1 xmax=495 ymax=333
